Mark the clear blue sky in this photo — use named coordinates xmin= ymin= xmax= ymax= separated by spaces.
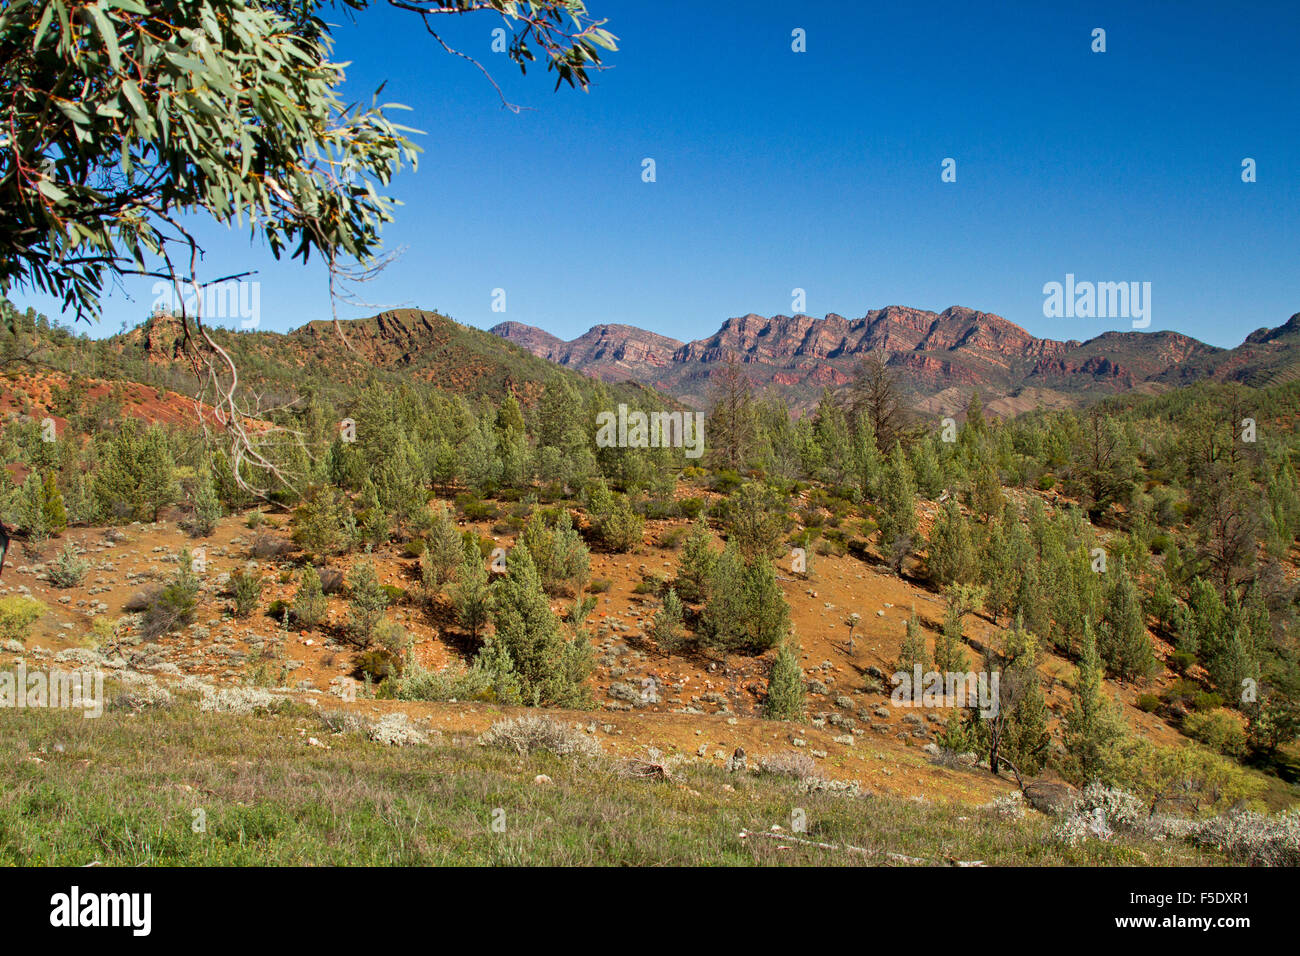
xmin=22 ymin=0 xmax=1300 ymax=348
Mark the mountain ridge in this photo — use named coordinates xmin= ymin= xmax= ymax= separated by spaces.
xmin=491 ymin=307 xmax=1300 ymax=414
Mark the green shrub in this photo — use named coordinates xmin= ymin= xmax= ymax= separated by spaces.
xmin=230 ymin=568 xmax=262 ymax=618
xmin=763 ymin=639 xmax=804 ymax=720
xmin=1136 ymin=693 xmax=1162 ymax=714
xmin=700 ymin=545 xmax=790 ymax=654
xmin=1169 ymin=649 xmax=1197 ymax=675
xmin=455 ymin=494 xmax=498 ymax=522
xmin=47 ymin=542 xmax=89 ymax=588
xmin=679 ymin=497 xmax=705 ymax=521
xmin=353 ymin=648 xmax=401 ymax=682
xmin=291 ymin=565 xmax=329 ymax=629
xmin=0 ymin=596 xmax=44 ymax=643
xmin=1183 ymin=709 xmax=1247 ymax=757
xmin=140 ymin=553 xmax=200 ymax=640
xmin=651 ymin=588 xmax=686 ymax=653
xmin=1192 ymin=690 xmax=1225 ymax=713
xmin=632 ymin=572 xmax=664 ymax=596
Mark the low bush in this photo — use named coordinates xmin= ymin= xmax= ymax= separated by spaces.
xmin=0 ymin=596 xmax=44 ymax=643
xmin=1182 ymin=709 xmax=1247 ymax=757
xmin=47 ymin=543 xmax=89 ymax=588
xmin=758 ymin=751 xmax=816 ymax=779
xmin=478 ymin=715 xmax=603 ymax=758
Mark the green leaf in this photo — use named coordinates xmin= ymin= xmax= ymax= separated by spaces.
xmin=87 ymin=3 xmax=121 ymax=72
xmin=33 ymin=3 xmax=56 ymax=48
xmin=120 ymin=80 xmax=147 ymax=119
xmin=37 ymin=179 xmax=68 ymax=203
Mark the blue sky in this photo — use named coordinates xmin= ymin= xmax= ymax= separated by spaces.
xmin=22 ymin=0 xmax=1300 ymax=348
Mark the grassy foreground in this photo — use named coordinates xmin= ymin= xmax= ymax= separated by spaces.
xmin=0 ymin=696 xmax=1231 ymax=867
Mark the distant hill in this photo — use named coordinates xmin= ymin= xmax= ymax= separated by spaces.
xmin=492 ymin=307 xmax=1300 ymax=414
xmin=105 ymin=308 xmax=680 ymax=411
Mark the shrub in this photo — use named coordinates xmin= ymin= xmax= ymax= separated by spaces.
xmin=758 ymin=751 xmax=816 ymax=779
xmin=455 ymin=494 xmax=498 ymax=522
xmin=291 ymin=565 xmax=329 ymax=629
xmin=1135 ymin=693 xmax=1162 ymax=714
xmin=199 ymin=686 xmax=282 ymax=715
xmin=47 ymin=542 xmax=89 ymax=588
xmin=679 ymin=497 xmax=705 ymax=521
xmin=140 ymin=553 xmax=200 ymax=640
xmin=1074 ymin=783 xmax=1148 ymax=832
xmin=632 ymin=572 xmax=664 ymax=596
xmin=248 ymin=533 xmax=295 ymax=561
xmin=586 ymin=480 xmax=644 ymax=553
xmin=353 ymin=648 xmax=401 ymax=682
xmin=363 ymin=712 xmax=430 ymax=747
xmin=1183 ymin=709 xmax=1247 ymax=757
xmin=372 ymin=618 xmax=411 ymax=662
xmin=1190 ymin=809 xmax=1300 ymax=867
xmin=318 ymin=567 xmax=345 ymax=594
xmin=229 ymin=567 xmax=262 ymax=617
xmin=657 ymin=527 xmax=686 ymax=550
xmin=478 ymin=715 xmax=603 ymax=758
xmin=1169 ymin=649 xmax=1197 ymax=675
xmin=0 ymin=596 xmax=44 ymax=643
xmin=389 ymin=660 xmax=498 ymax=703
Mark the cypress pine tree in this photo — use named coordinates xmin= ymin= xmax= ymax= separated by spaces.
xmin=851 ymin=417 xmax=883 ymax=501
xmin=419 ymin=502 xmax=463 ymax=595
xmin=927 ymin=498 xmax=976 ymax=586
xmin=674 ymin=517 xmax=716 ymax=604
xmin=763 ymin=635 xmax=805 ymax=720
xmin=877 ymin=442 xmax=918 ymax=572
xmin=40 ymin=472 xmax=67 ymax=534
xmin=1096 ymin=558 xmax=1157 ymax=681
xmin=292 ymin=564 xmax=329 ymax=630
xmin=651 ymin=587 xmax=686 ymax=653
xmin=1062 ymin=621 xmax=1127 ymax=784
xmin=139 ymin=426 xmax=177 ymax=521
xmin=356 ymin=477 xmax=390 ymax=548
xmin=469 ymin=638 xmax=524 ymax=705
xmin=934 ymin=600 xmax=970 ymax=673
xmin=346 ymin=559 xmax=388 ymax=646
xmin=15 ymin=471 xmax=48 ymax=542
xmin=451 ymin=536 xmax=492 ymax=641
xmin=187 ymin=465 xmax=222 ymax=538
xmin=491 ymin=545 xmax=591 ymax=706
xmin=896 ymin=608 xmax=930 ymax=674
